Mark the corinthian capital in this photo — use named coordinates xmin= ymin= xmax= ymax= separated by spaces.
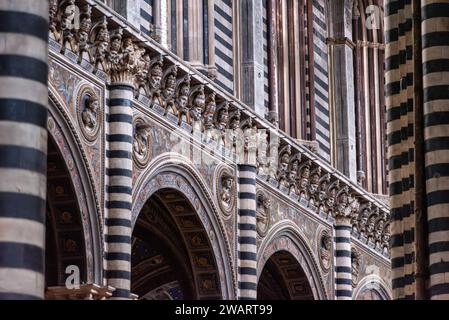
xmin=334 ymin=186 xmax=352 ymax=224
xmin=109 ymin=34 xmax=145 ymax=86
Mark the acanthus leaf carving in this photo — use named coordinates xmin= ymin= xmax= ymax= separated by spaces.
xmin=335 ymin=185 xmax=352 ymax=222
xmin=109 ymin=34 xmax=146 ymax=85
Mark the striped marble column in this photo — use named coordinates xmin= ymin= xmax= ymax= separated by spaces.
xmin=422 ymin=0 xmax=449 ymax=300
xmin=237 ymin=164 xmax=258 ymax=300
xmin=334 ymin=216 xmax=353 ymax=300
xmin=105 ymin=83 xmax=134 ymax=299
xmin=0 ymin=0 xmax=49 ymax=299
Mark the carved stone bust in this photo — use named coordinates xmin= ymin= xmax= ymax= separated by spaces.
xmin=202 ymin=93 xmax=216 ymax=131
xmin=82 ymin=94 xmax=99 ymax=130
xmin=351 ymin=249 xmax=362 ymax=287
xmin=216 ymin=168 xmax=235 ymax=217
xmin=77 ymin=86 xmax=101 ymax=142
xmin=133 ymin=118 xmax=152 ymax=168
xmin=220 ymin=175 xmax=233 ymax=207
xmin=256 ymin=191 xmax=271 ymax=237
xmin=319 ymin=231 xmax=332 ymax=272
xmin=149 ymin=59 xmax=163 ymax=93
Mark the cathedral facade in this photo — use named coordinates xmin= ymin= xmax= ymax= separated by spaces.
xmin=0 ymin=0 xmax=393 ymax=300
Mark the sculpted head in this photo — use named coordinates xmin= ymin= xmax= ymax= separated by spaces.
xmin=149 ymin=64 xmax=163 ymax=90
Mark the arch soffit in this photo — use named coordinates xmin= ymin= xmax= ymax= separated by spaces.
xmin=257 ymin=220 xmax=328 ymax=300
xmin=131 ymin=152 xmax=236 ymax=299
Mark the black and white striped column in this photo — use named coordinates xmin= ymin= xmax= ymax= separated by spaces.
xmin=334 ymin=217 xmax=353 ymax=300
xmin=422 ymin=0 xmax=449 ymax=300
xmin=237 ymin=164 xmax=258 ymax=300
xmin=0 ymin=1 xmax=48 ymax=299
xmin=105 ymin=83 xmax=134 ymax=299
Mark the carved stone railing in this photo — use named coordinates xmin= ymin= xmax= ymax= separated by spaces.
xmin=48 ymin=0 xmax=390 ymax=257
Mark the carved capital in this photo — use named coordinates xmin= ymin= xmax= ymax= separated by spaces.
xmin=334 ymin=186 xmax=352 ymax=220
xmin=109 ymin=31 xmax=145 ymax=86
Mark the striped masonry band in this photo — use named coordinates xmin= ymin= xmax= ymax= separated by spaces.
xmin=237 ymin=164 xmax=257 ymax=300
xmin=0 ymin=0 xmax=49 ymax=300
